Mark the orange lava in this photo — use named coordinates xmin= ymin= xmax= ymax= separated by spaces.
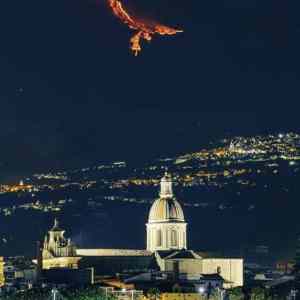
xmin=108 ymin=0 xmax=183 ymax=56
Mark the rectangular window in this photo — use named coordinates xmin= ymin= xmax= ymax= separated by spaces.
xmin=156 ymin=229 xmax=162 ymax=247
xmin=171 ymin=230 xmax=178 ymax=247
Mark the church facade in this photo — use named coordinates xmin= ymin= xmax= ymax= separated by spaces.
xmin=39 ymin=173 xmax=243 ymax=288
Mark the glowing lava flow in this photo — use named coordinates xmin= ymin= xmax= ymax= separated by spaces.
xmin=108 ymin=0 xmax=183 ymax=56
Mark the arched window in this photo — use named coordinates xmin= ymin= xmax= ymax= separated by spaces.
xmin=156 ymin=229 xmax=162 ymax=247
xmin=171 ymin=230 xmax=178 ymax=247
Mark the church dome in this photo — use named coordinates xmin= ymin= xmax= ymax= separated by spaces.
xmin=146 ymin=172 xmax=187 ymax=252
xmin=148 ymin=197 xmax=185 ymax=223
xmin=148 ymin=172 xmax=185 ymax=223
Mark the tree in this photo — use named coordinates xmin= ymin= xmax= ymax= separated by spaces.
xmin=172 ymin=284 xmax=182 ymax=293
xmin=147 ymin=288 xmax=161 ymax=300
xmin=227 ymin=287 xmax=244 ymax=300
xmin=250 ymin=287 xmax=265 ymax=300
xmin=63 ymin=287 xmax=113 ymax=300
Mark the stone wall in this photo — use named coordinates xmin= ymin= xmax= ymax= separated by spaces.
xmin=77 ymin=249 xmax=152 ymax=257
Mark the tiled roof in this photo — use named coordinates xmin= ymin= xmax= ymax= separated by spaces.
xmin=158 ymin=250 xmax=202 ymax=260
xmin=200 ymin=273 xmax=224 ymax=281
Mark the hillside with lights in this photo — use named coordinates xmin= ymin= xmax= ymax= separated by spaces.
xmin=0 ymin=132 xmax=299 ymax=263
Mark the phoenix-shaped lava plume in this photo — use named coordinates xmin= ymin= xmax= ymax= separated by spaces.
xmin=108 ymin=0 xmax=183 ymax=56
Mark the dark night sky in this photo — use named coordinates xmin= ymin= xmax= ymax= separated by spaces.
xmin=0 ymin=0 xmax=299 ymax=176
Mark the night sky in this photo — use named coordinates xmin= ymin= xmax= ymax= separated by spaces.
xmin=0 ymin=0 xmax=299 ymax=175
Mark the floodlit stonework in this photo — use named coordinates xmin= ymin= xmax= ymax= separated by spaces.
xmin=147 ymin=173 xmax=187 ymax=252
xmin=202 ymin=259 xmax=244 ymax=288
xmin=41 ymin=257 xmax=81 ymax=270
xmin=43 ymin=219 xmax=76 ymax=259
xmin=76 ymin=249 xmax=152 ymax=257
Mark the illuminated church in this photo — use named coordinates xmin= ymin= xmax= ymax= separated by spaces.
xmin=40 ymin=173 xmax=243 ymax=288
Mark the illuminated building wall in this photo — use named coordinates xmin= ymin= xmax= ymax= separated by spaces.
xmin=0 ymin=257 xmax=4 ymax=286
xmin=202 ymin=259 xmax=243 ymax=288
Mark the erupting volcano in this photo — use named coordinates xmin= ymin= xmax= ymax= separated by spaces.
xmin=108 ymin=0 xmax=183 ymax=56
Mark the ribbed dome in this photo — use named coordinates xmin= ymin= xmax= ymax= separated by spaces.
xmin=146 ymin=173 xmax=187 ymax=252
xmin=148 ymin=197 xmax=185 ymax=223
